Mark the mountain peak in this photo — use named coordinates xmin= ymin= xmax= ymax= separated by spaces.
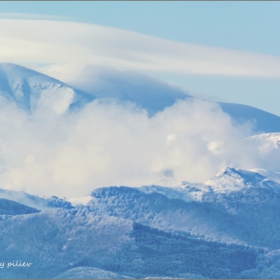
xmin=215 ymin=167 xmax=265 ymax=181
xmin=204 ymin=167 xmax=264 ymax=193
xmin=203 ymin=166 xmax=280 ymax=196
xmin=0 ymin=63 xmax=95 ymax=114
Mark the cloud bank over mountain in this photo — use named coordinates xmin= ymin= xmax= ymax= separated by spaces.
xmin=0 ymin=19 xmax=279 ymax=199
xmin=0 ymin=92 xmax=278 ymax=199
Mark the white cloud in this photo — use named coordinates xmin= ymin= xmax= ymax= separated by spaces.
xmin=0 ymin=95 xmax=274 ymax=199
xmin=0 ymin=18 xmax=280 ymax=83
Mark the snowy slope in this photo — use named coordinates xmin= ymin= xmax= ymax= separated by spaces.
xmin=88 ymin=186 xmax=257 ymax=245
xmin=0 ymin=63 xmax=95 ymax=114
xmin=200 ymin=168 xmax=280 ymax=249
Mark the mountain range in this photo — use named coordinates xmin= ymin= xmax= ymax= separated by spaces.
xmin=0 ymin=167 xmax=280 ymax=278
xmin=0 ymin=63 xmax=280 ymax=278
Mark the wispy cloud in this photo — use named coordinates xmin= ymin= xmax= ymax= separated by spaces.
xmin=0 ymin=18 xmax=280 ymax=83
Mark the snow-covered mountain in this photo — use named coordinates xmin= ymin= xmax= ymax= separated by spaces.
xmin=204 ymin=166 xmax=280 ymax=195
xmin=0 ymin=63 xmax=95 ymax=114
xmin=0 ymin=64 xmax=280 ymax=134
xmin=136 ymin=167 xmax=280 ymax=250
xmin=1 ymin=167 xmax=280 ymax=278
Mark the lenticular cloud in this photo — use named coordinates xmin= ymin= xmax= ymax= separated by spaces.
xmin=1 ymin=19 xmax=280 ymax=81
xmin=0 ymin=95 xmax=268 ymax=198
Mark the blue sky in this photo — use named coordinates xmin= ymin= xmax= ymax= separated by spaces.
xmin=0 ymin=1 xmax=280 ymax=115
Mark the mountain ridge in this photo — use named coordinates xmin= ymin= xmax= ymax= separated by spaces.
xmin=0 ymin=166 xmax=279 ymax=277
xmin=0 ymin=63 xmax=279 ymax=134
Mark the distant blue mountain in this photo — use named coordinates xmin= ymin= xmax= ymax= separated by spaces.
xmin=70 ymin=69 xmax=280 ymax=134
xmin=78 ymin=70 xmax=192 ymax=115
